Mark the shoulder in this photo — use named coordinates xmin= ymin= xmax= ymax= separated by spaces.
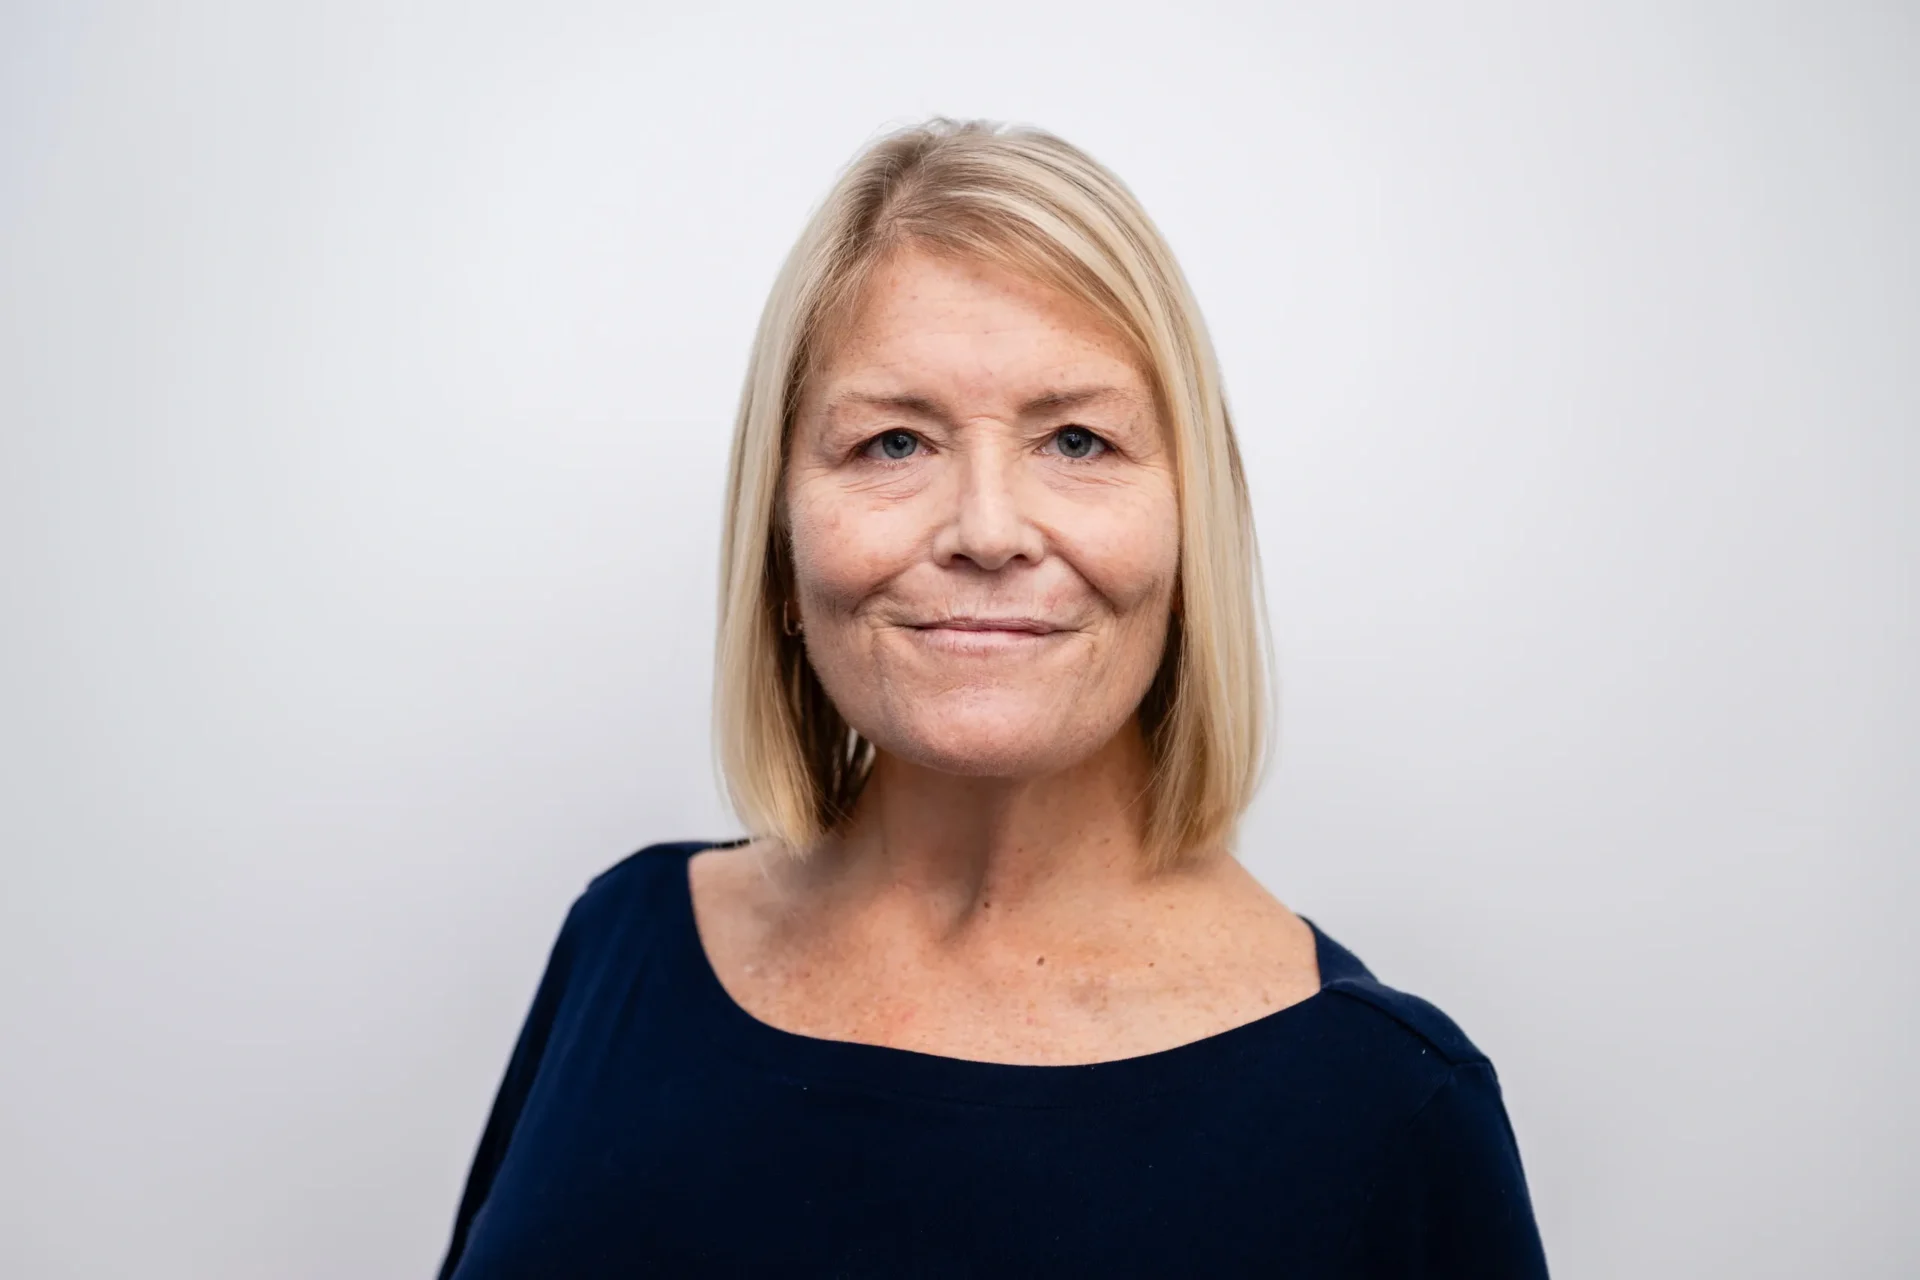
xmin=547 ymin=838 xmax=738 ymax=965
xmin=580 ymin=838 xmax=729 ymax=902
xmin=1282 ymin=919 xmax=1513 ymax=1132
xmin=583 ymin=837 xmax=739 ymax=905
xmin=1307 ymin=919 xmax=1491 ymax=1070
xmin=1297 ymin=923 xmax=1547 ymax=1272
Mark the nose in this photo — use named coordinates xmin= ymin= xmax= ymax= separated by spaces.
xmin=931 ymin=436 xmax=1045 ymax=572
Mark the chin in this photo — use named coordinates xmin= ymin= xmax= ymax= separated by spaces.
xmin=869 ymin=702 xmax=1115 ymax=779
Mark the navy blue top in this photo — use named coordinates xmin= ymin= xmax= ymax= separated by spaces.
xmin=438 ymin=841 xmax=1549 ymax=1277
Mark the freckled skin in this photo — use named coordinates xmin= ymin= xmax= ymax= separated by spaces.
xmin=784 ymin=249 xmax=1180 ymax=778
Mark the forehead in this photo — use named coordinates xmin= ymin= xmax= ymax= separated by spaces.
xmin=806 ymin=248 xmax=1152 ymax=410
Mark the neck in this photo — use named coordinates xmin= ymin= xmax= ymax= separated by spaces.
xmin=808 ymin=721 xmax=1173 ymax=933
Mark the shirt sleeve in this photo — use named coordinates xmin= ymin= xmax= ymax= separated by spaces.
xmin=435 ymin=898 xmax=584 ymax=1280
xmin=1342 ymin=1060 xmax=1550 ymax=1278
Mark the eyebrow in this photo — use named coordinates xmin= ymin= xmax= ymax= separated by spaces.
xmin=825 ymin=385 xmax=1144 ymax=424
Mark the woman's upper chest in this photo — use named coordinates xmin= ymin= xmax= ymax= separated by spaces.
xmin=688 ymin=845 xmax=1321 ymax=1066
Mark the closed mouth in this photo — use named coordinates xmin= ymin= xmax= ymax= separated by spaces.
xmin=911 ymin=617 xmax=1061 ymax=635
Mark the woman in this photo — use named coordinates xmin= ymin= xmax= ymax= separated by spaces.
xmin=437 ymin=119 xmax=1549 ymax=1277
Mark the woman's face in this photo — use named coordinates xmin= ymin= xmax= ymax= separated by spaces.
xmin=784 ymin=247 xmax=1180 ymax=778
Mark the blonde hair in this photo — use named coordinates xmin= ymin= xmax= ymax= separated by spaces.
xmin=713 ymin=118 xmax=1273 ymax=871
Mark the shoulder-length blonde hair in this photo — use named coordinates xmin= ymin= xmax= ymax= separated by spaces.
xmin=713 ymin=117 xmax=1272 ymax=871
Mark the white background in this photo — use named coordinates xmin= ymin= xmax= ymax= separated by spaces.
xmin=4 ymin=2 xmax=1915 ymax=1276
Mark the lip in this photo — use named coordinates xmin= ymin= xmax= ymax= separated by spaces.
xmin=911 ymin=617 xmax=1061 ymax=635
xmin=901 ymin=618 xmax=1070 ymax=655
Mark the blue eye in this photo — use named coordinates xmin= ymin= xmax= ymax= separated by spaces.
xmin=869 ymin=430 xmax=920 ymax=460
xmin=1053 ymin=427 xmax=1104 ymax=459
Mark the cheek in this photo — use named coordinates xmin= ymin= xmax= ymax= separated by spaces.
xmin=786 ymin=483 xmax=911 ymax=610
xmin=1063 ymin=485 xmax=1181 ymax=614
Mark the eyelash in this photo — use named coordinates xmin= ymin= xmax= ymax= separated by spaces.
xmin=858 ymin=427 xmax=1112 ymax=463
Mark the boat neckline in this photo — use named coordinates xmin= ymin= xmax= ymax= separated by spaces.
xmin=669 ymin=840 xmax=1359 ymax=1107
